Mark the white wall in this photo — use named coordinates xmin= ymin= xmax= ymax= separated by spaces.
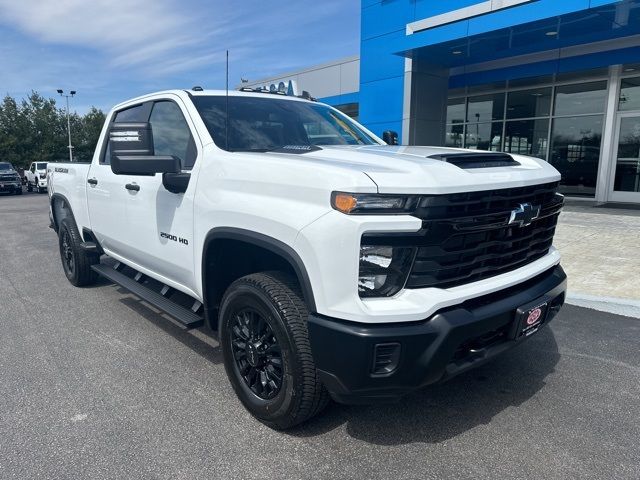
xmin=241 ymin=56 xmax=360 ymax=99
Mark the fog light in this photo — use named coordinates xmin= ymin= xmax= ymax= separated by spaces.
xmin=359 ymin=245 xmax=414 ymax=297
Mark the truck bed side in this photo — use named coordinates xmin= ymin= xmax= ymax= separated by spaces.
xmin=47 ymin=162 xmax=92 ymax=232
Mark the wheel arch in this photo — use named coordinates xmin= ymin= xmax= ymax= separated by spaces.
xmin=201 ymin=227 xmax=317 ymax=330
xmin=50 ymin=193 xmax=76 ymax=234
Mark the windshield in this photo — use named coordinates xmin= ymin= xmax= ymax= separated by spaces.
xmin=0 ymin=162 xmax=13 ymax=171
xmin=192 ymin=96 xmax=379 ymax=152
xmin=36 ymin=162 xmax=48 ymax=170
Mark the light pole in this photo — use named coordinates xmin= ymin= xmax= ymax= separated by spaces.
xmin=57 ymin=89 xmax=76 ymax=162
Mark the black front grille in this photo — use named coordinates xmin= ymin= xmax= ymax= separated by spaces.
xmin=405 ymin=181 xmax=562 ymax=289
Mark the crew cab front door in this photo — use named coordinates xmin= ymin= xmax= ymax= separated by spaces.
xmin=87 ymin=103 xmax=148 ymax=254
xmin=120 ymin=98 xmax=198 ymax=296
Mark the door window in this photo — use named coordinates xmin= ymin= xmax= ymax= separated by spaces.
xmin=149 ymin=101 xmax=197 ymax=169
xmin=613 ymin=116 xmax=640 ymax=193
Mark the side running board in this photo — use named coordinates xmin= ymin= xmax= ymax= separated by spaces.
xmin=92 ymin=264 xmax=204 ymax=329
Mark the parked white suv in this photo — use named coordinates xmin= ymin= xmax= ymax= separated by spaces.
xmin=25 ymin=162 xmax=48 ymax=193
xmin=47 ymin=88 xmax=567 ymax=429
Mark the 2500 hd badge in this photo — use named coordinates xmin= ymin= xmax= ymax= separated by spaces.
xmin=160 ymin=232 xmax=188 ymax=245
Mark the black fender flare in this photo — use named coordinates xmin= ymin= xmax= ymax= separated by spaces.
xmin=202 ymin=227 xmax=317 ymax=319
xmin=50 ymin=193 xmax=75 ymax=233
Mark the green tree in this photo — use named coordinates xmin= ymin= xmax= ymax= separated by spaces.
xmin=0 ymin=91 xmax=105 ymax=168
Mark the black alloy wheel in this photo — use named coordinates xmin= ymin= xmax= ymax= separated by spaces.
xmin=230 ymin=308 xmax=283 ymax=400
xmin=60 ymin=228 xmax=75 ymax=276
xmin=57 ymin=217 xmax=98 ymax=287
xmin=219 ymin=272 xmax=329 ymax=429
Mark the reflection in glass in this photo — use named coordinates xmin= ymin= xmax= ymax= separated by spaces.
xmin=619 ymin=77 xmax=640 ymax=112
xmin=447 ymin=98 xmax=465 ymax=125
xmin=467 ymin=93 xmax=505 ymax=122
xmin=334 ymin=103 xmax=359 ymax=120
xmin=465 ymin=122 xmax=502 ymax=151
xmin=507 ymin=88 xmax=551 ymax=119
xmin=550 ymin=116 xmax=604 ymax=197
xmin=504 ymin=119 xmax=549 ymax=159
xmin=614 ymin=117 xmax=640 ymax=193
xmin=150 ymin=101 xmax=194 ymax=167
xmin=445 ymin=123 xmax=464 ymax=148
xmin=554 ymin=81 xmax=607 ymax=116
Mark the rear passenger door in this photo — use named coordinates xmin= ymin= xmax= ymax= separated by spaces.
xmin=121 ymin=98 xmax=199 ymax=295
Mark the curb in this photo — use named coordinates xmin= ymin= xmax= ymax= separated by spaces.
xmin=566 ymin=293 xmax=640 ymax=319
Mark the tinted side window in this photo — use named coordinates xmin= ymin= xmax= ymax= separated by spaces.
xmin=114 ymin=104 xmax=145 ymax=123
xmin=149 ymin=101 xmax=196 ymax=169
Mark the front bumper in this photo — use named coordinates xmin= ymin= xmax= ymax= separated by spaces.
xmin=308 ymin=265 xmax=566 ymax=404
xmin=0 ymin=183 xmax=22 ymax=192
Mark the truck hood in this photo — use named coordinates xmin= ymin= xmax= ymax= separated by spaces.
xmin=265 ymin=145 xmax=561 ymax=194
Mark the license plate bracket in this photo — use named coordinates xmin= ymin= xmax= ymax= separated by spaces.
xmin=512 ymin=301 xmax=548 ymax=339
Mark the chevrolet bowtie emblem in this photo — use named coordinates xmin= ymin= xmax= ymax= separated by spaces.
xmin=508 ymin=203 xmax=541 ymax=227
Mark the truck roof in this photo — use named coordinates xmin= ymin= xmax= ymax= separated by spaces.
xmin=113 ymin=88 xmax=316 ymax=111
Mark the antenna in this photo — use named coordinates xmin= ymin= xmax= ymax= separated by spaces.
xmin=225 ymin=50 xmax=229 ymax=151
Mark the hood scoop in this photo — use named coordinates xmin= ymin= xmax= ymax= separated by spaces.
xmin=428 ymin=152 xmax=520 ymax=169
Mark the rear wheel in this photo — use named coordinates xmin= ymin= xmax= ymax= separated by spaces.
xmin=58 ymin=217 xmax=98 ymax=287
xmin=219 ymin=271 xmax=329 ymax=430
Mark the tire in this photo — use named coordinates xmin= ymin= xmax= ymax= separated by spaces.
xmin=219 ymin=271 xmax=329 ymax=430
xmin=26 ymin=181 xmax=32 ymax=193
xmin=15 ymin=188 xmax=22 ymax=195
xmin=58 ymin=217 xmax=98 ymax=287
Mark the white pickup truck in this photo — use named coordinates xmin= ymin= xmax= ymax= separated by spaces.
xmin=47 ymin=88 xmax=566 ymax=429
xmin=25 ymin=161 xmax=49 ymax=193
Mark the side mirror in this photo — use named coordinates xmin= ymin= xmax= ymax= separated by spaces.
xmin=382 ymin=130 xmax=399 ymax=145
xmin=109 ymin=121 xmax=181 ymax=175
xmin=111 ymin=155 xmax=181 ymax=176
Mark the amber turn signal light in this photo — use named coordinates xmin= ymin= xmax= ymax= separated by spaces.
xmin=332 ymin=193 xmax=358 ymax=214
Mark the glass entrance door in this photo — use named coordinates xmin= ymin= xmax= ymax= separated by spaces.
xmin=610 ymin=113 xmax=640 ymax=203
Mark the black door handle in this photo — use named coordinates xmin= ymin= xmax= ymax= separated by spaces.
xmin=125 ymin=183 xmax=140 ymax=191
xmin=87 ymin=178 xmax=98 ymax=186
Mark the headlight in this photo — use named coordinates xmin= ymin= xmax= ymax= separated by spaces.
xmin=332 ymin=192 xmax=418 ymax=215
xmin=359 ymin=245 xmax=415 ymax=297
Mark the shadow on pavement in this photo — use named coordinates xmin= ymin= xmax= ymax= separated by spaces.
xmin=292 ymin=327 xmax=560 ymax=445
xmin=106 ymin=278 xmax=559 ymax=445
xmin=117 ymin=292 xmax=223 ymax=365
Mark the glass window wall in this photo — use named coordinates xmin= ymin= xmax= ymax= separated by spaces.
xmin=619 ymin=77 xmax=640 ymax=112
xmin=550 ymin=116 xmax=604 ymax=197
xmin=446 ymin=77 xmax=607 ymax=197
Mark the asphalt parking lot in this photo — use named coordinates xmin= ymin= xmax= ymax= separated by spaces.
xmin=1 ymin=192 xmax=639 ymax=479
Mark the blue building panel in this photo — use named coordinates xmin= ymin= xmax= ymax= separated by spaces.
xmin=360 ymin=30 xmax=407 ymax=85
xmin=359 ymin=75 xmax=405 ymax=126
xmin=318 ymin=92 xmax=360 ymax=107
xmin=358 ymin=0 xmax=640 ymax=139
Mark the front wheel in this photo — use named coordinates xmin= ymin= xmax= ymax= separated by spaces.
xmin=26 ymin=181 xmax=32 ymax=192
xmin=219 ymin=272 xmax=329 ymax=430
xmin=58 ymin=217 xmax=98 ymax=287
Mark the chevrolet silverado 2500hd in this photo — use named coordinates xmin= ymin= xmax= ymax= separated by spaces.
xmin=47 ymin=88 xmax=566 ymax=429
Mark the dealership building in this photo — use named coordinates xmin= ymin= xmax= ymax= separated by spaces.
xmin=244 ymin=0 xmax=640 ymax=204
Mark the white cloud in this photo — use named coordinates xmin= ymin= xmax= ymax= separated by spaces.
xmin=0 ymin=0 xmax=214 ymax=67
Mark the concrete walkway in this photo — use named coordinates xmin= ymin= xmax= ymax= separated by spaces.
xmin=554 ymin=203 xmax=640 ymax=313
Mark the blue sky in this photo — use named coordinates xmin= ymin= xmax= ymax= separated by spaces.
xmin=0 ymin=0 xmax=361 ymax=113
